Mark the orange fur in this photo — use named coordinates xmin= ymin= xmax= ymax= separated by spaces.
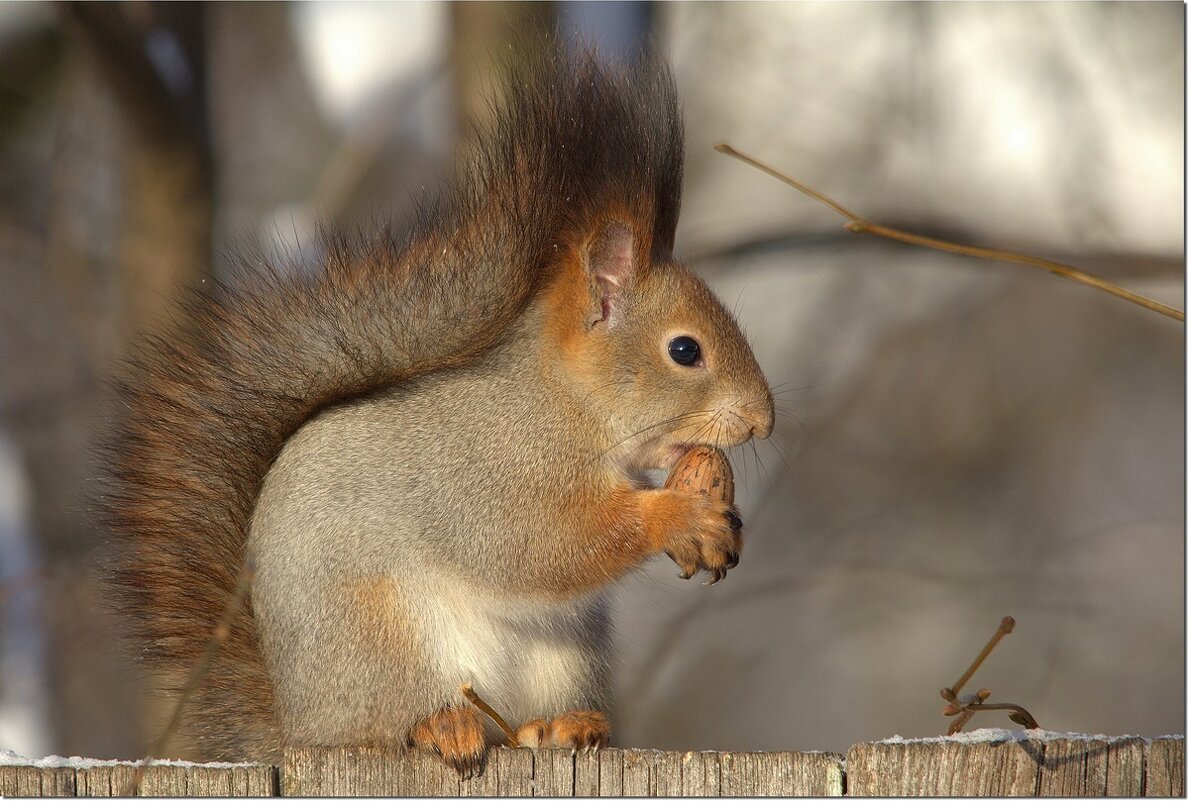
xmin=515 ymin=710 xmax=609 ymax=751
xmin=640 ymin=490 xmax=742 ymax=581
xmin=102 ymin=45 xmax=768 ymax=774
xmin=548 ymin=710 xmax=611 ymax=751
xmin=409 ymin=707 xmax=488 ymax=778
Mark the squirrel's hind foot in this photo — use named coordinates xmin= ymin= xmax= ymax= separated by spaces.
xmin=410 ymin=706 xmax=489 ymax=778
xmin=516 ymin=710 xmax=610 ymax=752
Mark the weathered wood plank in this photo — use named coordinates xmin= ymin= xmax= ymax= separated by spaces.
xmin=493 ymin=748 xmax=534 ymax=796
xmin=4 ymin=737 xmax=1177 ymax=796
xmin=621 ymin=749 xmax=658 ymax=796
xmin=846 ymin=738 xmax=1041 ymax=796
xmin=0 ymin=764 xmax=275 ymax=798
xmin=282 ymin=746 xmax=443 ymax=796
xmin=533 ymin=748 xmax=575 ymax=796
xmin=847 ymin=734 xmax=1183 ymax=797
xmin=0 ymin=765 xmax=77 ymax=797
xmin=651 ymin=750 xmax=684 ymax=796
xmin=1037 ymin=737 xmax=1144 ymax=796
xmin=717 ymin=751 xmax=843 ymax=796
xmin=1144 ymin=737 xmax=1186 ymax=797
xmin=72 ymin=764 xmax=276 ymax=797
xmin=595 ymin=748 xmax=624 ymax=796
xmin=572 ymin=750 xmax=601 ymax=796
xmin=679 ymin=752 xmax=720 ymax=797
xmin=780 ymin=751 xmax=845 ymax=796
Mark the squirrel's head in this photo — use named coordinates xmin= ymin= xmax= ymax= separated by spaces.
xmin=543 ymin=217 xmax=774 ymax=472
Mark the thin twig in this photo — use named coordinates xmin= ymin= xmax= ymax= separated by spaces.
xmin=963 ymin=702 xmax=1040 ymax=724
xmin=949 ymin=616 xmax=1015 ymax=698
xmin=714 ymin=143 xmax=1184 ymax=322
xmin=945 ymin=694 xmax=1040 ymax=734
xmin=461 ymin=683 xmax=519 ymax=747
xmin=936 ymin=616 xmax=1039 ymax=734
xmin=124 ymin=559 xmax=256 ymax=796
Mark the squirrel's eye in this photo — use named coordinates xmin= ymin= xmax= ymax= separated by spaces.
xmin=668 ymin=336 xmax=701 ymax=367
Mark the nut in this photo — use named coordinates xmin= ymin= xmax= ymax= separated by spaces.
xmin=664 ymin=446 xmax=734 ymax=505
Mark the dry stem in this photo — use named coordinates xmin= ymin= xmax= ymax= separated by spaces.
xmin=461 ymin=683 xmax=520 ymax=747
xmin=124 ymin=559 xmax=256 ymax=795
xmin=715 ymin=143 xmax=1184 ymax=322
xmin=949 ymin=616 xmax=1015 ymax=697
xmin=937 ymin=615 xmax=1039 ymax=734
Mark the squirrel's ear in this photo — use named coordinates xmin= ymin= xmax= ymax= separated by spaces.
xmin=584 ymin=221 xmax=636 ymax=327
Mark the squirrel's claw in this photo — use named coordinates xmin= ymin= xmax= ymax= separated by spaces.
xmin=659 ymin=495 xmax=744 ymax=584
xmin=410 ymin=706 xmax=489 ymax=779
xmin=544 ymin=710 xmax=610 ymax=752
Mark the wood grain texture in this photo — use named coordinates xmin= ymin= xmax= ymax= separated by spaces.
xmin=719 ymin=751 xmax=844 ymax=796
xmin=281 ymin=746 xmax=842 ymax=796
xmin=847 ymin=740 xmax=1042 ymax=796
xmin=678 ymin=752 xmax=720 ymax=797
xmin=848 ymin=735 xmax=1182 ymax=797
xmin=1037 ymin=737 xmax=1144 ymax=796
xmin=283 ymin=747 xmax=454 ymax=796
xmin=1144 ymin=738 xmax=1186 ymax=797
xmin=0 ymin=764 xmax=275 ymax=797
xmin=0 ymin=766 xmax=77 ymax=797
xmin=593 ymin=748 xmax=624 ymax=796
xmin=1 ymin=738 xmax=1178 ymax=796
xmin=533 ymin=748 xmax=576 ymax=796
xmin=77 ymin=765 xmax=276 ymax=797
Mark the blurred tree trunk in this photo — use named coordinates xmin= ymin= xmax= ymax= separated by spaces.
xmin=449 ymin=1 xmax=556 ymax=150
xmin=0 ymin=2 xmax=213 ymax=757
xmin=206 ymin=1 xmax=335 ymax=268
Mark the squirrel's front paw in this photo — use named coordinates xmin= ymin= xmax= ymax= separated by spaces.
xmin=409 ymin=706 xmax=488 ymax=778
xmin=516 ymin=710 xmax=609 ymax=752
xmin=657 ymin=493 xmax=743 ymax=584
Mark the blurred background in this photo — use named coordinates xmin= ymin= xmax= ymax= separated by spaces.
xmin=0 ymin=1 xmax=1183 ymax=761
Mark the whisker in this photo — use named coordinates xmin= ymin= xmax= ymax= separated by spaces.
xmin=751 ymin=438 xmax=769 ymax=484
xmin=678 ymin=414 xmax=719 ymax=451
xmin=594 ymin=411 xmax=709 ymax=461
xmin=764 ymin=435 xmax=795 ymax=476
xmin=768 ymin=381 xmax=825 ymax=395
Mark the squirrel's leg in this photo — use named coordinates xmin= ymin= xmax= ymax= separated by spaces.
xmin=256 ymin=571 xmax=484 ymax=763
xmin=512 ymin=595 xmax=612 ymax=751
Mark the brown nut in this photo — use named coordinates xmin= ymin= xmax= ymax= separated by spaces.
xmin=664 ymin=446 xmax=734 ymax=506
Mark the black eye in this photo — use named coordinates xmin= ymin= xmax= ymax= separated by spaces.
xmin=668 ymin=336 xmax=701 ymax=366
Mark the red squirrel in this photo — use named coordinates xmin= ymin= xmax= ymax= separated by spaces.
xmin=104 ymin=48 xmax=774 ymax=775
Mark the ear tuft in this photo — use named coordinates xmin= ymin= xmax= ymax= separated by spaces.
xmin=586 ymin=222 xmax=634 ymax=326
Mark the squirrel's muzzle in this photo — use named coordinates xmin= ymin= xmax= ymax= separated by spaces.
xmin=741 ymin=389 xmax=775 ymax=441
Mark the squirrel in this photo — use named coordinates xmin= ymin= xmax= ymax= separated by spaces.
xmin=103 ymin=47 xmax=774 ymax=776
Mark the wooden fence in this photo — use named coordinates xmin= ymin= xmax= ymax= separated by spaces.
xmin=1 ymin=734 xmax=1182 ymax=797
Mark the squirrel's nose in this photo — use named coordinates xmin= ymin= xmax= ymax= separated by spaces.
xmin=741 ymin=391 xmax=774 ymax=440
xmin=752 ymin=408 xmax=774 ymax=440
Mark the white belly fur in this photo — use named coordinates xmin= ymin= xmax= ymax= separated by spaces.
xmin=410 ymin=574 xmax=602 ymax=726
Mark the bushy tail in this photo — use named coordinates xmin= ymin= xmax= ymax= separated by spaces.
xmin=103 ymin=46 xmax=684 ymax=761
